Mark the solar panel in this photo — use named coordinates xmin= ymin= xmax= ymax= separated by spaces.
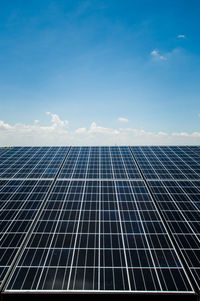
xmin=147 ymin=179 xmax=200 ymax=290
xmin=130 ymin=146 xmax=200 ymax=295
xmin=0 ymin=179 xmax=53 ymax=285
xmin=0 ymin=147 xmax=69 ymax=179
xmin=0 ymin=146 xmax=199 ymax=299
xmin=58 ymin=147 xmax=141 ymax=180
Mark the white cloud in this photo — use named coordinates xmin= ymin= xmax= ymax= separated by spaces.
xmin=118 ymin=117 xmax=129 ymax=123
xmin=191 ymin=132 xmax=200 ymax=137
xmin=75 ymin=127 xmax=87 ymax=134
xmin=46 ymin=112 xmax=69 ymax=129
xmin=157 ymin=131 xmax=168 ymax=136
xmin=151 ymin=49 xmax=167 ymax=60
xmin=0 ymin=120 xmax=13 ymax=130
xmin=0 ymin=113 xmax=70 ymax=146
xmin=177 ymin=34 xmax=185 ymax=39
xmin=172 ymin=132 xmax=189 ymax=137
xmin=0 ymin=113 xmax=200 ymax=146
xmin=88 ymin=122 xmax=120 ymax=135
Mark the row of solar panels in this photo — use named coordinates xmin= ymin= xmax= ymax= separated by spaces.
xmin=1 ymin=146 xmax=200 ymax=180
xmin=0 ymin=146 xmax=199 ymax=299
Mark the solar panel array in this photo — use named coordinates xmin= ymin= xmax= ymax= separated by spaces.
xmin=0 ymin=146 xmax=199 ymax=299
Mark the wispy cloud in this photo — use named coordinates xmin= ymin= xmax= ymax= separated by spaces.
xmin=88 ymin=122 xmax=120 ymax=135
xmin=150 ymin=49 xmax=167 ymax=60
xmin=118 ymin=117 xmax=129 ymax=123
xmin=177 ymin=34 xmax=185 ymax=39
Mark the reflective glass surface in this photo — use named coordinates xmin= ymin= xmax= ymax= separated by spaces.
xmin=0 ymin=146 xmax=199 ymax=297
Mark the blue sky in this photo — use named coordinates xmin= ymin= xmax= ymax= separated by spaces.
xmin=0 ymin=0 xmax=200 ymax=145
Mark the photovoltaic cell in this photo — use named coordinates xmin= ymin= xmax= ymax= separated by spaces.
xmin=0 ymin=146 xmax=199 ymax=299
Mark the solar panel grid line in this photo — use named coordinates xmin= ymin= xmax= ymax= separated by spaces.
xmin=155 ymin=147 xmax=190 ymax=180
xmin=149 ymin=180 xmax=200 ymax=244
xmin=66 ymin=147 xmax=92 ymax=290
xmin=143 ymin=147 xmax=200 ymax=219
xmin=1 ymin=181 xmax=42 ymax=230
xmin=0 ymin=148 xmax=22 ymax=166
xmin=35 ymin=147 xmax=86 ymax=290
xmin=34 ymin=182 xmax=73 ymax=290
xmin=36 ymin=147 xmax=68 ymax=179
xmin=0 ymin=180 xmax=44 ymax=286
xmin=148 ymin=178 xmax=200 ymax=182
xmin=58 ymin=147 xmax=80 ymax=179
xmin=117 ymin=147 xmax=163 ymax=291
xmin=20 ymin=149 xmax=43 ymax=179
xmin=129 ymin=147 xmax=196 ymax=294
xmin=0 ymin=148 xmax=11 ymax=160
xmin=165 ymin=147 xmax=200 ymax=179
xmin=183 ymin=154 xmax=200 ymax=178
xmin=150 ymin=147 xmax=186 ymax=180
xmin=131 ymin=147 xmax=161 ymax=180
xmin=147 ymin=147 xmax=170 ymax=179
xmin=109 ymin=147 xmax=131 ymax=291
xmin=183 ymin=146 xmax=200 ymax=163
xmin=15 ymin=147 xmax=51 ymax=179
xmin=188 ymin=146 xmax=200 ymax=158
xmin=134 ymin=147 xmax=163 ymax=179
xmin=137 ymin=149 xmax=199 ymax=239
xmin=0 ymin=179 xmax=53 ymax=291
xmin=68 ymin=150 xmax=100 ymax=290
xmin=2 ymin=149 xmax=38 ymax=179
xmin=98 ymin=148 xmax=101 ymax=290
xmin=0 ymin=178 xmax=59 ymax=181
xmin=4 ymin=290 xmax=196 ymax=296
xmin=168 ymin=181 xmax=200 ymax=230
xmin=73 ymin=147 xmax=88 ymax=179
xmin=20 ymin=147 xmax=66 ymax=179
xmin=168 ymin=146 xmax=200 ymax=179
xmin=118 ymin=147 xmax=142 ymax=180
xmin=124 ymin=150 xmax=194 ymax=291
xmin=0 ymin=179 xmax=24 ymax=214
xmin=149 ymin=147 xmax=175 ymax=179
xmin=152 ymin=178 xmax=200 ymax=281
xmin=11 ymin=147 xmax=47 ymax=179
xmin=0 ymin=179 xmax=43 ymax=242
xmin=150 ymin=190 xmax=199 ymax=289
xmin=3 ymin=148 xmax=43 ymax=179
xmin=0 ymin=147 xmax=30 ymax=178
xmin=0 ymin=146 xmax=200 ymax=298
xmin=0 ymin=147 xmax=71 ymax=292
